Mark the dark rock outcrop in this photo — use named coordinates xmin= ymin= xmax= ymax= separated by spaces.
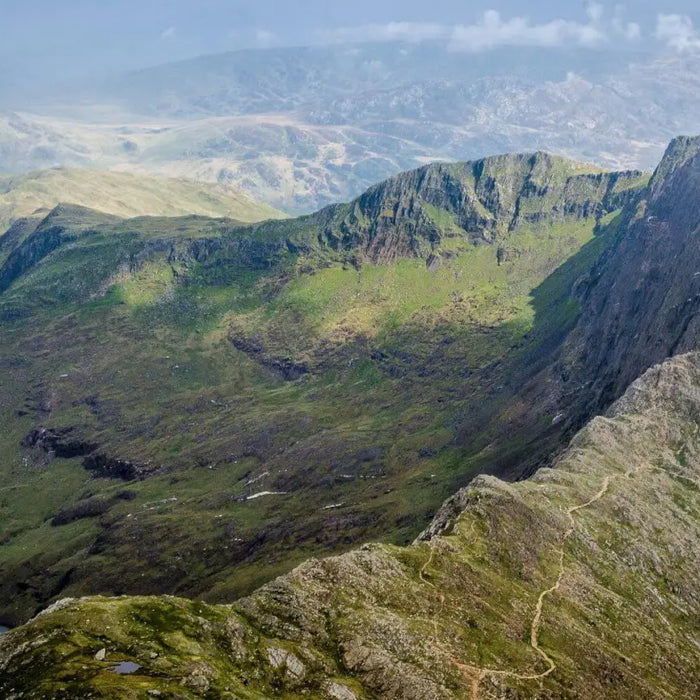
xmin=21 ymin=426 xmax=97 ymax=459
xmin=21 ymin=426 xmax=142 ymax=481
xmin=483 ymin=136 xmax=700 ymax=480
xmin=319 ymin=153 xmax=645 ymax=263
xmin=549 ymin=136 xmax=700 ymax=435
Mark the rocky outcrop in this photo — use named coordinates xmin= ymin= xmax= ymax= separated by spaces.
xmin=229 ymin=332 xmax=309 ymax=381
xmin=22 ymin=425 xmax=143 ymax=481
xmin=2 ymin=352 xmax=698 ymax=699
xmin=319 ymin=153 xmax=646 ymax=263
xmin=537 ymin=136 xmax=700 ymax=443
xmin=21 ymin=426 xmax=97 ymax=458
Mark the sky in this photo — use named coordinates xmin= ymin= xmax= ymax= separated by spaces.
xmin=2 ymin=0 xmax=700 ymax=84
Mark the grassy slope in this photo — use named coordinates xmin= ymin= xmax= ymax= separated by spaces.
xmin=1 ymin=352 xmax=697 ymax=699
xmin=0 ymin=167 xmax=285 ymax=233
xmin=0 ymin=154 xmax=650 ymax=624
xmin=0 ymin=213 xmax=627 ymax=623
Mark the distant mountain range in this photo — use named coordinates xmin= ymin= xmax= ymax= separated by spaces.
xmin=4 ymin=44 xmax=700 ymax=213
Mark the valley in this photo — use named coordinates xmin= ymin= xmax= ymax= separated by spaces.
xmin=2 ymin=346 xmax=698 ymax=698
xmin=0 ymin=150 xmax=652 ymax=626
xmin=1 ymin=7 xmax=699 ymax=698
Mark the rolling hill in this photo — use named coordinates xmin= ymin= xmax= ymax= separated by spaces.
xmin=0 ymin=167 xmax=285 ymax=234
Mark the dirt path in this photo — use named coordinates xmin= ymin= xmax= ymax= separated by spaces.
xmin=418 ymin=475 xmax=614 ymax=699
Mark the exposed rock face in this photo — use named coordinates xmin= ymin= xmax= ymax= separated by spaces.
xmin=542 ymin=136 xmax=700 ymax=441
xmin=22 ymin=425 xmax=144 ymax=480
xmin=456 ymin=136 xmax=700 ymax=482
xmin=21 ymin=426 xmax=97 ymax=459
xmin=321 ymin=153 xmax=645 ymax=263
xmin=1 ymin=352 xmax=698 ymax=698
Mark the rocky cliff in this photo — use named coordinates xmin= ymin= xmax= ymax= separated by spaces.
xmin=1 ymin=351 xmax=698 ymax=698
xmin=324 ymin=153 xmax=644 ymax=263
xmin=519 ymin=137 xmax=700 ymax=464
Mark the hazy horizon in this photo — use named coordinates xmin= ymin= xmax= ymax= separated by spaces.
xmin=3 ymin=1 xmax=700 ymax=98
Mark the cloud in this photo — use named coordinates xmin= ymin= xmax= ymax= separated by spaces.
xmin=320 ymin=8 xmax=643 ymax=52
xmin=160 ymin=26 xmax=176 ymax=41
xmin=612 ymin=5 xmax=641 ymax=40
xmin=656 ymin=14 xmax=700 ymax=51
xmin=255 ymin=29 xmax=277 ymax=48
xmin=322 ymin=21 xmax=448 ymax=45
xmin=586 ymin=2 xmax=604 ymax=23
xmin=449 ymin=11 xmax=606 ymax=52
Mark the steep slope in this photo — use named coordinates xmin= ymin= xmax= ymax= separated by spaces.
xmin=1 ymin=351 xmax=698 ymax=699
xmin=477 ymin=135 xmax=700 ymax=481
xmin=0 ymin=167 xmax=285 ymax=234
xmin=0 ymin=152 xmax=648 ymax=625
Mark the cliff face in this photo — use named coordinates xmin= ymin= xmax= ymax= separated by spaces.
xmin=2 ymin=351 xmax=698 ymax=699
xmin=321 ymin=153 xmax=645 ymax=262
xmin=544 ymin=136 xmax=700 ymax=438
xmin=454 ymin=136 xmax=700 ymax=482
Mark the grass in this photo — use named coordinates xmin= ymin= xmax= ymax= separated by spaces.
xmin=0 ymin=167 xmax=286 ymax=234
xmin=6 ymin=362 xmax=698 ymax=699
xmin=0 ymin=155 xmax=648 ymax=626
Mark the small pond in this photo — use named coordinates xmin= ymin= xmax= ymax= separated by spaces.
xmin=111 ymin=661 xmax=142 ymax=675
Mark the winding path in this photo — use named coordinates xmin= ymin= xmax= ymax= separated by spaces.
xmin=419 ymin=474 xmax=615 ymax=699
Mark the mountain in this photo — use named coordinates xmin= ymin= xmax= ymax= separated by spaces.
xmin=0 ymin=149 xmax=651 ymax=627
xmin=0 ymin=167 xmax=286 ymax=234
xmin=1 ymin=352 xmax=698 ymax=698
xmin=5 ymin=46 xmax=700 ymax=212
xmin=0 ymin=135 xmax=699 ymax=697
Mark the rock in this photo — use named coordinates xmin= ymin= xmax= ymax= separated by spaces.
xmin=94 ymin=648 xmax=106 ymax=662
xmin=267 ymin=646 xmax=306 ymax=680
xmin=324 ymin=681 xmax=357 ymax=700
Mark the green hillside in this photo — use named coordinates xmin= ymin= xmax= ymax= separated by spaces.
xmin=0 ymin=152 xmax=653 ymax=627
xmin=2 ymin=352 xmax=698 ymax=698
xmin=0 ymin=167 xmax=286 ymax=234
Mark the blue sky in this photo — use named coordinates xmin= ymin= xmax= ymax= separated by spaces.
xmin=2 ymin=1 xmax=700 ymax=82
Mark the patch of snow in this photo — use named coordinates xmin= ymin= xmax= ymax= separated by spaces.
xmin=246 ymin=491 xmax=287 ymax=500
xmin=245 ymin=471 xmax=269 ymax=486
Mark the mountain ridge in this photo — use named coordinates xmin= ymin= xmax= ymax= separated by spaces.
xmin=1 ymin=349 xmax=697 ymax=698
xmin=0 ymin=141 xmax=692 ymax=649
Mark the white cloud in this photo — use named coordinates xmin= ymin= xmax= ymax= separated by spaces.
xmin=586 ymin=2 xmax=604 ymax=23
xmin=321 ymin=22 xmax=448 ymax=45
xmin=320 ymin=8 xmax=642 ymax=53
xmin=160 ymin=26 xmax=176 ymax=41
xmin=449 ymin=10 xmax=606 ymax=52
xmin=623 ymin=22 xmax=641 ymax=40
xmin=612 ymin=5 xmax=641 ymax=40
xmin=656 ymin=14 xmax=700 ymax=52
xmin=255 ymin=29 xmax=277 ymax=48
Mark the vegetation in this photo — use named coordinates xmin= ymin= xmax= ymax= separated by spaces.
xmin=0 ymin=167 xmax=285 ymax=234
xmin=0 ymin=152 xmax=648 ymax=627
xmin=2 ymin=352 xmax=698 ymax=698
